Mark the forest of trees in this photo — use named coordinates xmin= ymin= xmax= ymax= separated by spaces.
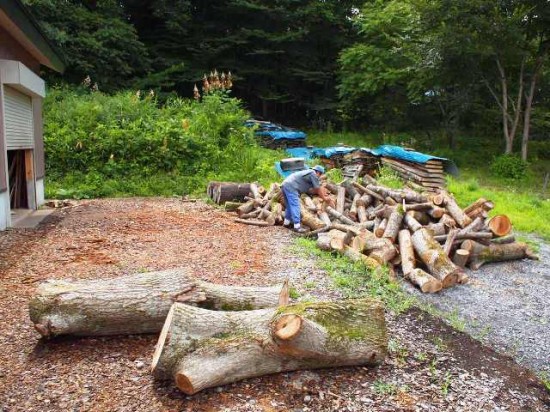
xmin=26 ymin=0 xmax=549 ymax=159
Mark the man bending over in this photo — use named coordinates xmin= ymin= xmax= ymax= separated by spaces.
xmin=281 ymin=165 xmax=334 ymax=233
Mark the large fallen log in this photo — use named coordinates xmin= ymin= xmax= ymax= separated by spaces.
xmin=207 ymin=182 xmax=253 ymax=204
xmin=151 ymin=299 xmax=388 ymax=394
xmin=463 ymin=241 xmax=538 ymax=270
xmin=29 ymin=269 xmax=288 ymax=338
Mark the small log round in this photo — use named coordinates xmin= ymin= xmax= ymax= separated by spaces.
xmin=452 ymin=249 xmax=470 ymax=268
xmin=487 ymin=215 xmax=512 ymax=237
xmin=407 ymin=268 xmax=442 ymax=293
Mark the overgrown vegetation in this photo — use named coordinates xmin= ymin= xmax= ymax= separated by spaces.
xmin=44 ymin=87 xmax=280 ymax=199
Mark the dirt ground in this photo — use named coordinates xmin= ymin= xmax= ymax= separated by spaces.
xmin=0 ymin=198 xmax=548 ymax=412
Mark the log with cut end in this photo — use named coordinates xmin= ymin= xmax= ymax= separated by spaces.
xmin=411 ymin=228 xmax=462 ymax=288
xmin=404 ymin=213 xmax=422 ymax=232
xmin=487 ymin=215 xmax=512 ymax=237
xmin=29 ymin=269 xmax=288 ymax=338
xmin=382 ymin=208 xmax=404 ymax=242
xmin=151 ymin=300 xmax=388 ymax=394
xmin=398 ymin=229 xmax=415 ymax=276
xmin=407 ymin=268 xmax=442 ymax=293
xmin=443 ymin=195 xmax=472 ymax=228
xmin=214 ymin=182 xmax=253 ymax=204
xmin=301 ymin=201 xmax=326 ymax=230
xmin=336 ymin=186 xmax=346 ymax=214
xmin=466 ymin=241 xmax=538 ymax=270
xmin=327 ymin=206 xmax=355 ymax=225
xmin=452 ymin=249 xmax=470 ymax=268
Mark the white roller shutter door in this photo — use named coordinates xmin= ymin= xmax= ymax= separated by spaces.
xmin=4 ymin=86 xmax=34 ymax=150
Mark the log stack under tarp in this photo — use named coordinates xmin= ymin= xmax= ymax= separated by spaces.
xmin=381 ymin=157 xmax=446 ymax=191
xmin=228 ymin=176 xmax=538 ymax=293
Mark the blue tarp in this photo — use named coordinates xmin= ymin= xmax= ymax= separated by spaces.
xmin=312 ymin=146 xmax=356 ymax=158
xmin=285 ymin=147 xmax=315 ymax=160
xmin=275 ymin=144 xmax=458 ymax=177
xmin=370 ymin=145 xmax=446 ymax=163
xmin=256 ymin=130 xmax=306 ymax=140
xmin=275 ymin=162 xmax=307 ymax=178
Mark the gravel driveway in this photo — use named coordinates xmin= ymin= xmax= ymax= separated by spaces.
xmin=403 ymin=235 xmax=550 ymax=376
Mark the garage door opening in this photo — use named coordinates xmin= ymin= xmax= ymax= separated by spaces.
xmin=7 ymin=150 xmax=29 ymax=209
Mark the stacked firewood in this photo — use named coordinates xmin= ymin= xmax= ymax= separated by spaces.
xmin=381 ymin=157 xmax=446 ymax=191
xmin=229 ymin=179 xmax=538 ymax=293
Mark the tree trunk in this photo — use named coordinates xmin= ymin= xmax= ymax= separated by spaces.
xmin=151 ymin=300 xmax=388 ymax=394
xmin=521 ymin=53 xmax=545 ymax=161
xmin=29 ymin=269 xmax=287 ymax=338
xmin=411 ymin=228 xmax=462 ymax=288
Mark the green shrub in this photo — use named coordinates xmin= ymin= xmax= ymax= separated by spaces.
xmin=490 ymin=154 xmax=528 ymax=180
xmin=43 ymin=87 xmax=280 ymax=197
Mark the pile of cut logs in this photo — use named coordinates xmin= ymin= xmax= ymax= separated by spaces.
xmin=229 ymin=178 xmax=537 ymax=293
xmin=28 ymin=269 xmax=388 ymax=394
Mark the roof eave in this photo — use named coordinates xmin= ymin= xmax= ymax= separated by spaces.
xmin=1 ymin=0 xmax=65 ymax=73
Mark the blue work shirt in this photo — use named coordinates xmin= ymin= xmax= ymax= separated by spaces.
xmin=282 ymin=169 xmax=320 ymax=194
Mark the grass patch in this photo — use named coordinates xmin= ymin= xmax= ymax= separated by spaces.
xmin=290 ymin=237 xmax=415 ymax=314
xmin=447 ymin=176 xmax=550 ymax=241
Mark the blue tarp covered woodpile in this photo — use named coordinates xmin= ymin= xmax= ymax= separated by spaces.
xmin=276 ymin=144 xmax=457 ymax=190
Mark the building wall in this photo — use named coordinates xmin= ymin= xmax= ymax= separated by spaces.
xmin=0 ymin=69 xmax=6 ymax=193
xmin=0 ymin=25 xmax=40 ymax=73
xmin=33 ymin=97 xmax=44 ymax=179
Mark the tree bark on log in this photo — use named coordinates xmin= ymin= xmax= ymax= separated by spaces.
xmin=327 ymin=206 xmax=355 ymax=225
xmin=224 ymin=201 xmax=243 ymax=212
xmin=452 ymin=249 xmax=470 ymax=268
xmin=336 ymin=186 xmax=346 ymax=214
xmin=490 ymin=234 xmax=516 ymax=244
xmin=375 ymin=218 xmax=388 ymax=238
xmin=443 ymin=195 xmax=472 ymax=228
xmin=411 ymin=229 xmax=461 ymax=288
xmin=382 ymin=209 xmax=404 ymax=242
xmin=463 ymin=198 xmax=489 ymax=215
xmin=398 ymin=230 xmax=415 ymax=276
xmin=237 ymin=200 xmax=256 ymax=217
xmin=404 ymin=213 xmax=423 ymax=232
xmin=151 ymin=300 xmax=388 ymax=394
xmin=301 ymin=201 xmax=326 ymax=230
xmin=466 ymin=241 xmax=537 ymax=270
xmin=407 ymin=268 xmax=442 ymax=293
xmin=439 ymin=214 xmax=457 ymax=228
xmin=29 ymin=269 xmax=288 ymax=338
xmin=214 ymin=183 xmax=253 ymax=204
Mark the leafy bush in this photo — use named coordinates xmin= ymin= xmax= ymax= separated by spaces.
xmin=490 ymin=154 xmax=528 ymax=180
xmin=44 ymin=87 xmax=280 ymax=197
